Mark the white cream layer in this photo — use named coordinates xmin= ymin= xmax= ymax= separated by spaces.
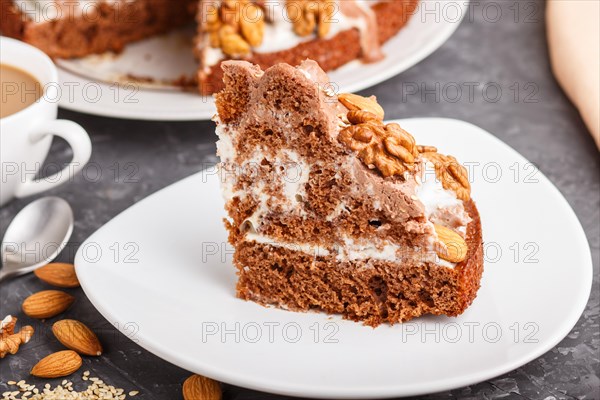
xmin=415 ymin=159 xmax=471 ymax=236
xmin=243 ymin=232 xmax=455 ymax=268
xmin=416 ymin=160 xmax=462 ymax=217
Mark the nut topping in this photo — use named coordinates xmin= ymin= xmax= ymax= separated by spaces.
xmin=338 ymin=93 xmax=385 ymax=120
xmin=202 ymin=0 xmax=265 ymax=56
xmin=338 ymin=93 xmax=418 ymax=178
xmin=416 ymin=145 xmax=437 ymax=153
xmin=338 ymin=93 xmax=471 ymax=196
xmin=421 ymin=150 xmax=471 ymax=201
xmin=240 ymin=3 xmax=265 ymax=47
xmin=347 ymin=110 xmax=382 ymax=125
xmin=286 ymin=0 xmax=335 ymax=39
xmin=434 ymin=224 xmax=468 ymax=263
xmin=340 ymin=122 xmax=419 ymax=177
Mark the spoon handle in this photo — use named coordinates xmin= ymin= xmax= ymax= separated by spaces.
xmin=0 ymin=268 xmax=10 ymax=282
xmin=0 ymin=268 xmax=19 ymax=282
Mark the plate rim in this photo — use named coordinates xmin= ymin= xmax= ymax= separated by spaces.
xmin=75 ymin=118 xmax=594 ymax=398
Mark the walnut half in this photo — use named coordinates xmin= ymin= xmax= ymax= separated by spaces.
xmin=421 ymin=150 xmax=471 ymax=201
xmin=0 ymin=316 xmax=34 ymax=358
xmin=286 ymin=0 xmax=335 ymax=38
xmin=337 ymin=93 xmax=471 ymax=200
xmin=339 ymin=119 xmax=419 ymax=178
xmin=202 ymin=0 xmax=265 ymax=56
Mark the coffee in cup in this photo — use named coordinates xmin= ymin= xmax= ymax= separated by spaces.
xmin=1 ymin=63 xmax=43 ymax=118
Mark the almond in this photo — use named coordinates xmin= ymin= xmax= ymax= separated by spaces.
xmin=52 ymin=320 xmax=102 ymax=356
xmin=22 ymin=290 xmax=75 ymax=319
xmin=31 ymin=350 xmax=82 ymax=378
xmin=434 ymin=224 xmax=468 ymax=263
xmin=183 ymin=374 xmax=222 ymax=400
xmin=34 ymin=263 xmax=80 ymax=288
xmin=338 ymin=93 xmax=385 ymax=120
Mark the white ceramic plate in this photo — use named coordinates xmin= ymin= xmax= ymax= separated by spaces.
xmin=56 ymin=1 xmax=468 ymax=120
xmin=75 ymin=118 xmax=593 ymax=398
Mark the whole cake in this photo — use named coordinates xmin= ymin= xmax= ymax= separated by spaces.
xmin=215 ymin=60 xmax=484 ymax=326
xmin=0 ymin=0 xmax=419 ymax=94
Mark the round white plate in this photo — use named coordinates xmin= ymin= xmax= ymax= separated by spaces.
xmin=75 ymin=118 xmax=593 ymax=398
xmin=56 ymin=1 xmax=468 ymax=121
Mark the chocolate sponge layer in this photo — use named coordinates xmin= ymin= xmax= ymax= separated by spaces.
xmin=235 ymin=200 xmax=483 ymax=326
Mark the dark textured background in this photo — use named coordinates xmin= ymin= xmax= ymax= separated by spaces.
xmin=1 ymin=0 xmax=599 ymax=398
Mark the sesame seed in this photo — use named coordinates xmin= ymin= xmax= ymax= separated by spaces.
xmin=1 ymin=376 xmax=133 ymax=400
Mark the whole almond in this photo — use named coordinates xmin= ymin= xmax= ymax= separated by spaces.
xmin=338 ymin=93 xmax=385 ymax=120
xmin=434 ymin=224 xmax=468 ymax=263
xmin=183 ymin=374 xmax=222 ymax=400
xmin=52 ymin=320 xmax=103 ymax=356
xmin=31 ymin=350 xmax=82 ymax=378
xmin=34 ymin=263 xmax=80 ymax=288
xmin=22 ymin=290 xmax=75 ymax=319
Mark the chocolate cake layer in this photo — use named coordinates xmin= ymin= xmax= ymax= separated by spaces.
xmin=236 ymin=200 xmax=483 ymax=326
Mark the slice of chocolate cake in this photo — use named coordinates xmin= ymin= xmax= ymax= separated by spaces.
xmin=215 ymin=60 xmax=484 ymax=326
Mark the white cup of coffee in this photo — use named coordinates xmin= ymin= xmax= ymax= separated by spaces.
xmin=0 ymin=37 xmax=92 ymax=207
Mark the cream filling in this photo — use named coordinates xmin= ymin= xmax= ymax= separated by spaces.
xmin=337 ymin=237 xmax=399 ymax=262
xmin=217 ymin=120 xmax=310 ymax=224
xmin=216 ymin=124 xmax=245 ymax=201
xmin=243 ymin=232 xmax=456 ymax=268
xmin=413 ymin=159 xmax=471 ymax=267
xmin=416 ymin=161 xmax=462 ymax=218
xmin=246 ymin=231 xmax=331 ymax=257
xmin=415 ymin=159 xmax=471 ymax=236
xmin=325 ymin=202 xmax=348 ymax=221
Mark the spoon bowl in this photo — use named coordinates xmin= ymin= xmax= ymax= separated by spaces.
xmin=0 ymin=197 xmax=73 ymax=282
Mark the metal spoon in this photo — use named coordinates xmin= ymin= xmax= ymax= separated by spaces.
xmin=0 ymin=197 xmax=74 ymax=282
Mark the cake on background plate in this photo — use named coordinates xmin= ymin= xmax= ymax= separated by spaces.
xmin=215 ymin=60 xmax=484 ymax=326
xmin=0 ymin=0 xmax=199 ymax=58
xmin=195 ymin=0 xmax=418 ymax=94
xmin=0 ymin=0 xmax=419 ymax=94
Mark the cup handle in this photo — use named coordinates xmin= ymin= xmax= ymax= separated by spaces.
xmin=15 ymin=120 xmax=92 ymax=199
